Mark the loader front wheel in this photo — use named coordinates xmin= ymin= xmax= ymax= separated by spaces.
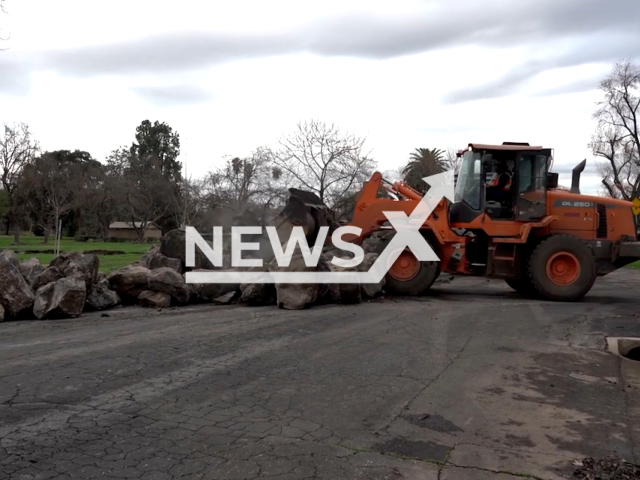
xmin=528 ymin=235 xmax=596 ymax=301
xmin=385 ymin=250 xmax=440 ymax=295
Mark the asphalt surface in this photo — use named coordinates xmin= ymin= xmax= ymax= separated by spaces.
xmin=1 ymin=270 xmax=640 ymax=480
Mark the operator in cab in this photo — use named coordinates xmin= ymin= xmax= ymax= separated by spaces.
xmin=486 ymin=159 xmax=514 ymax=203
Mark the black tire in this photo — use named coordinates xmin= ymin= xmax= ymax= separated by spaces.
xmin=527 ymin=235 xmax=596 ymax=301
xmin=505 ymin=278 xmax=538 ymax=296
xmin=373 ymin=237 xmax=440 ymax=295
xmin=385 ymin=257 xmax=440 ymax=295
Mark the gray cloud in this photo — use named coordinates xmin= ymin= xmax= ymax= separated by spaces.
xmin=442 ymin=32 xmax=640 ymax=104
xmin=130 ymin=84 xmax=214 ymax=106
xmin=44 ymin=32 xmax=296 ymax=77
xmin=531 ymin=76 xmax=602 ymax=97
xmin=552 ymin=160 xmax=598 ymax=176
xmin=5 ymin=0 xmax=640 ymax=106
xmin=32 ymin=0 xmax=640 ymax=78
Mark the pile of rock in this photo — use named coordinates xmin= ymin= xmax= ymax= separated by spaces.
xmin=0 ymin=250 xmax=120 ymax=321
xmin=0 ymin=226 xmax=425 ymax=320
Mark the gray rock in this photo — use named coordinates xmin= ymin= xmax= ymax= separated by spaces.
xmin=50 ymin=252 xmax=100 ymax=287
xmin=147 ymin=267 xmax=190 ymax=304
xmin=213 ymin=291 xmax=237 ymax=304
xmin=33 ymin=277 xmax=87 ymax=319
xmin=269 ymin=252 xmax=319 ymax=310
xmin=0 ymin=255 xmax=35 ymax=317
xmin=138 ymin=290 xmax=171 ymax=308
xmin=0 ymin=250 xmax=19 ymax=269
xmin=31 ymin=266 xmax=64 ymax=292
xmin=85 ymin=279 xmax=120 ymax=311
xmin=107 ymin=265 xmax=151 ymax=301
xmin=161 ymin=228 xmax=216 ymax=270
xmin=358 ymin=252 xmax=385 ymax=298
xmin=19 ymin=257 xmax=44 ymax=285
xmin=140 ymin=249 xmax=184 ymax=273
xmin=239 ymin=283 xmax=276 ymax=306
xmin=323 ymin=257 xmax=361 ymax=304
xmin=185 ymin=269 xmax=239 ymax=302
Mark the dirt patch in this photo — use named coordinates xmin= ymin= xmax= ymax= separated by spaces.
xmin=573 ymin=455 xmax=640 ymax=479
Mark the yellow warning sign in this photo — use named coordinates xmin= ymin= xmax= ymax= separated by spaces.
xmin=633 ymin=197 xmax=640 ymax=216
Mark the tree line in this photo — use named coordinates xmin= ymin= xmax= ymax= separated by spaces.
xmin=1 ymin=60 xmax=638 ymax=244
xmin=0 ymin=119 xmax=381 ymax=244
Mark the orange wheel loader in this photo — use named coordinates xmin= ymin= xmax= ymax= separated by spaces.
xmin=348 ymin=142 xmax=640 ymax=301
xmin=278 ymin=142 xmax=640 ymax=302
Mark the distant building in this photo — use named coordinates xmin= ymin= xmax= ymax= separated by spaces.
xmin=107 ymin=221 xmax=162 ymax=241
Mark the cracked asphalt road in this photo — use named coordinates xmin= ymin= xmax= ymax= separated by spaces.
xmin=1 ymin=270 xmax=640 ymax=480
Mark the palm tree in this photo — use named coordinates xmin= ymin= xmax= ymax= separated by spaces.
xmin=402 ymin=148 xmax=447 ymax=193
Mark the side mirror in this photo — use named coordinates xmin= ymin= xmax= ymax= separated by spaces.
xmin=546 ymin=172 xmax=559 ymax=189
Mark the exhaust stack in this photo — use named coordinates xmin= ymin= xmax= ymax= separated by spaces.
xmin=570 ymin=159 xmax=587 ymax=194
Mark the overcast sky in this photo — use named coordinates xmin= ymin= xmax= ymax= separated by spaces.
xmin=2 ymin=0 xmax=640 ymax=194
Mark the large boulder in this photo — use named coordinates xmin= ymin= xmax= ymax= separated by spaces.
xmin=138 ymin=290 xmax=171 ymax=308
xmin=358 ymin=252 xmax=385 ymax=298
xmin=85 ymin=279 xmax=120 ymax=311
xmin=239 ymin=283 xmax=277 ymax=306
xmin=31 ymin=266 xmax=64 ymax=292
xmin=107 ymin=265 xmax=151 ymax=301
xmin=0 ymin=255 xmax=35 ymax=317
xmin=0 ymin=250 xmax=20 ymax=269
xmin=19 ymin=257 xmax=44 ymax=285
xmin=50 ymin=252 xmax=99 ymax=287
xmin=161 ymin=228 xmax=215 ymax=270
xmin=269 ymin=252 xmax=319 ymax=310
xmin=323 ymin=257 xmax=361 ymax=305
xmin=140 ymin=248 xmax=183 ymax=273
xmin=185 ymin=269 xmax=240 ymax=303
xmin=147 ymin=267 xmax=191 ymax=304
xmin=33 ymin=277 xmax=87 ymax=319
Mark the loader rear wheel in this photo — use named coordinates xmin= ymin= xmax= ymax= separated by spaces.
xmin=528 ymin=235 xmax=596 ymax=301
xmin=385 ymin=250 xmax=439 ymax=295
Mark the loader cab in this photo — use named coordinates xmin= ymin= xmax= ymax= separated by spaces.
xmin=450 ymin=143 xmax=553 ymax=225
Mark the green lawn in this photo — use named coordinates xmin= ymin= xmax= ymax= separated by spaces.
xmin=0 ymin=234 xmax=157 ymax=272
xmin=629 ymin=260 xmax=640 ymax=269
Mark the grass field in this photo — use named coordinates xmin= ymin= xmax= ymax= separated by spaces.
xmin=2 ymin=233 xmax=639 ymax=272
xmin=0 ymin=234 xmax=157 ymax=272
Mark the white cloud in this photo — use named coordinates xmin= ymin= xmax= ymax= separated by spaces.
xmin=1 ymin=0 xmax=638 ymax=199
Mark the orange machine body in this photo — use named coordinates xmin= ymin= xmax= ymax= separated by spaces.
xmin=346 ymin=145 xmax=640 ymax=280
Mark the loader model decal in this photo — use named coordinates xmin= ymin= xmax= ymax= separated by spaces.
xmin=184 ymin=171 xmax=456 ymax=284
xmin=553 ymin=200 xmax=595 ymax=208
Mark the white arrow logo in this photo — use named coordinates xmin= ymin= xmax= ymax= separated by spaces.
xmin=186 ymin=170 xmax=456 ymax=284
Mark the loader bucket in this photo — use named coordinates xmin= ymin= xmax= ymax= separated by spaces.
xmin=274 ymin=188 xmax=339 ymax=247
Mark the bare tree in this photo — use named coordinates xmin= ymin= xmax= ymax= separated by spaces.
xmin=267 ymin=120 xmax=376 ymax=207
xmin=0 ymin=122 xmax=39 ymax=243
xmin=168 ymin=175 xmax=205 ymax=228
xmin=207 ymin=148 xmax=287 ymax=214
xmin=444 ymin=146 xmax=462 ymax=174
xmin=120 ymin=170 xmax=174 ymax=243
xmin=589 ymin=60 xmax=640 ymax=200
xmin=0 ymin=0 xmax=9 ymax=49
